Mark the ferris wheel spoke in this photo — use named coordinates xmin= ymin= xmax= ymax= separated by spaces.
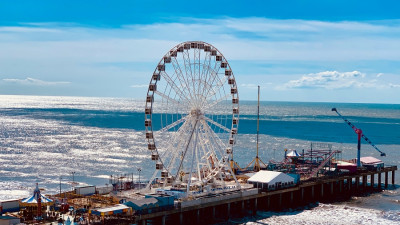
xmin=197 ymin=127 xmax=226 ymax=182
xmin=200 ymin=53 xmax=212 ymax=97
xmin=202 ymin=66 xmax=218 ymax=98
xmin=154 ymin=90 xmax=188 ymax=111
xmin=156 ymin=115 xmax=189 ymax=135
xmin=202 ymin=92 xmax=231 ymax=111
xmin=196 ymin=136 xmax=211 ymax=169
xmin=160 ymin=71 xmax=191 ymax=103
xmin=202 ymin=56 xmax=222 ymax=97
xmin=161 ymin=120 xmax=193 ymax=175
xmin=203 ymin=72 xmax=227 ymax=105
xmin=198 ymin=124 xmax=223 ymax=164
xmin=159 ymin=116 xmax=199 ymax=180
xmin=196 ymin=50 xmax=203 ymax=101
xmin=195 ymin=126 xmax=215 ymax=177
xmin=182 ymin=51 xmax=197 ymax=102
xmin=200 ymin=120 xmax=227 ymax=157
xmin=186 ymin=124 xmax=200 ymax=193
xmin=203 ymin=116 xmax=231 ymax=133
xmin=171 ymin=57 xmax=196 ymax=102
xmin=175 ymin=118 xmax=199 ymax=179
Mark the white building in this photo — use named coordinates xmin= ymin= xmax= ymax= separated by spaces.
xmin=247 ymin=171 xmax=295 ymax=190
xmin=75 ymin=185 xmax=96 ymax=196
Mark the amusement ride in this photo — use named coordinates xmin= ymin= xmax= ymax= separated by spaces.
xmin=144 ymin=41 xmax=241 ymax=197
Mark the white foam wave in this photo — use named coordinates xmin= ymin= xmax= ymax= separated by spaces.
xmin=247 ymin=204 xmax=400 ymax=225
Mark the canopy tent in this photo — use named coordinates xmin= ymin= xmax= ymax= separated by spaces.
xmin=20 ymin=184 xmax=53 ymax=206
xmin=20 ymin=183 xmax=53 ymax=219
xmin=286 ymin=150 xmax=300 ymax=157
xmin=248 ymin=171 xmax=295 ymax=190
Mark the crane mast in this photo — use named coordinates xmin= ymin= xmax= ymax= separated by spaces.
xmin=332 ymin=108 xmax=386 ymax=168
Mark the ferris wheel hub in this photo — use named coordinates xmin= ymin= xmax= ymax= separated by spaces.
xmin=190 ymin=108 xmax=203 ymax=118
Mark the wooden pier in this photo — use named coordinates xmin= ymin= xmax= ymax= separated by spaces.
xmin=133 ymin=166 xmax=397 ymax=225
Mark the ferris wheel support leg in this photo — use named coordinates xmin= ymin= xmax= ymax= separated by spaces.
xmin=186 ymin=121 xmax=199 ymax=196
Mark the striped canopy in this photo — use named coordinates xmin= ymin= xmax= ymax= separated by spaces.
xmin=20 ymin=183 xmax=53 ymax=206
xmin=287 ymin=150 xmax=300 ymax=157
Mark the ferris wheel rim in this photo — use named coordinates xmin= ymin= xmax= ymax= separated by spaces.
xmin=144 ymin=41 xmax=239 ymax=184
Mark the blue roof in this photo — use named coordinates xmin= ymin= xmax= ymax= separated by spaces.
xmin=0 ymin=216 xmax=19 ymax=220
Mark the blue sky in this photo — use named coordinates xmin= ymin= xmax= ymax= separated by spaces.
xmin=0 ymin=0 xmax=400 ymax=103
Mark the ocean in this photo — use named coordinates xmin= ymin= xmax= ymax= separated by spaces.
xmin=1 ymin=95 xmax=400 ymax=224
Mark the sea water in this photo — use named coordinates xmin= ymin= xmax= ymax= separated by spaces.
xmin=0 ymin=95 xmax=399 ymax=224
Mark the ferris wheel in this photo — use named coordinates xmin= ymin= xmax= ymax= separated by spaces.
xmin=144 ymin=41 xmax=240 ymax=196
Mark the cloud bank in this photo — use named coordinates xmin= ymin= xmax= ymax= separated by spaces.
xmin=0 ymin=17 xmax=399 ymax=102
xmin=281 ymin=71 xmax=400 ymax=90
xmin=2 ymin=77 xmax=70 ymax=86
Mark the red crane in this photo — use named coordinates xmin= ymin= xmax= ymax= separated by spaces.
xmin=332 ymin=108 xmax=386 ymax=167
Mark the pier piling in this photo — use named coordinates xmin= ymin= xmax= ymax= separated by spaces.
xmin=392 ymin=170 xmax=395 ymax=186
xmin=385 ymin=171 xmax=389 ymax=188
xmin=378 ymin=172 xmax=382 ymax=189
xmin=371 ymin=174 xmax=375 ymax=189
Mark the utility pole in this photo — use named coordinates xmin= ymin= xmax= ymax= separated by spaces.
xmin=59 ymin=176 xmax=62 ymax=198
xmin=137 ymin=168 xmax=142 ymax=191
xmin=71 ymin=171 xmax=76 ymax=191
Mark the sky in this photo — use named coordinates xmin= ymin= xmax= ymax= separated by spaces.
xmin=0 ymin=0 xmax=400 ymax=103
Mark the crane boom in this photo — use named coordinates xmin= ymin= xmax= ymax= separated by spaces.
xmin=332 ymin=108 xmax=386 ymax=157
xmin=361 ymin=134 xmax=386 ymax=156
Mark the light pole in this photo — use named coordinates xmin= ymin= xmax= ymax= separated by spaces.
xmin=273 ymin=149 xmax=276 ymax=160
xmin=137 ymin=168 xmax=142 ymax=191
xmin=71 ymin=172 xmax=76 ymax=191
xmin=59 ymin=176 xmax=62 ymax=198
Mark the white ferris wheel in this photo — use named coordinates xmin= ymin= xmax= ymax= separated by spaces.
xmin=144 ymin=41 xmax=240 ymax=197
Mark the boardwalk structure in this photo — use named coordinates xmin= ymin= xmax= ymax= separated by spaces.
xmin=132 ymin=166 xmax=397 ymax=225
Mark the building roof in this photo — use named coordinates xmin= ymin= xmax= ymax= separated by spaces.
xmin=336 ymin=160 xmax=357 ymax=166
xmin=127 ymin=198 xmax=158 ymax=207
xmin=20 ymin=183 xmax=53 ymax=205
xmin=93 ymin=204 xmax=130 ymax=213
xmin=0 ymin=199 xmax=20 ymax=203
xmin=247 ymin=171 xmax=294 ymax=184
xmin=124 ymin=197 xmax=159 ymax=211
xmin=0 ymin=216 xmax=19 ymax=220
xmin=360 ymin=156 xmax=383 ymax=164
xmin=75 ymin=185 xmax=95 ymax=188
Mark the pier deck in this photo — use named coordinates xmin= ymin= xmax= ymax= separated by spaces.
xmin=133 ymin=166 xmax=397 ymax=225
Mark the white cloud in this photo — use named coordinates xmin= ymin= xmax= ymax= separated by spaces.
xmin=0 ymin=18 xmax=399 ymax=102
xmin=280 ymin=71 xmax=400 ymax=91
xmin=280 ymin=71 xmax=371 ymax=89
xmin=2 ymin=77 xmax=70 ymax=86
xmin=389 ymin=83 xmax=400 ymax=88
xmin=130 ymin=84 xmax=148 ymax=88
xmin=241 ymin=83 xmax=258 ymax=88
xmin=376 ymin=73 xmax=384 ymax=77
xmin=1 ymin=18 xmax=400 ymax=64
xmin=0 ymin=26 xmax=60 ymax=33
